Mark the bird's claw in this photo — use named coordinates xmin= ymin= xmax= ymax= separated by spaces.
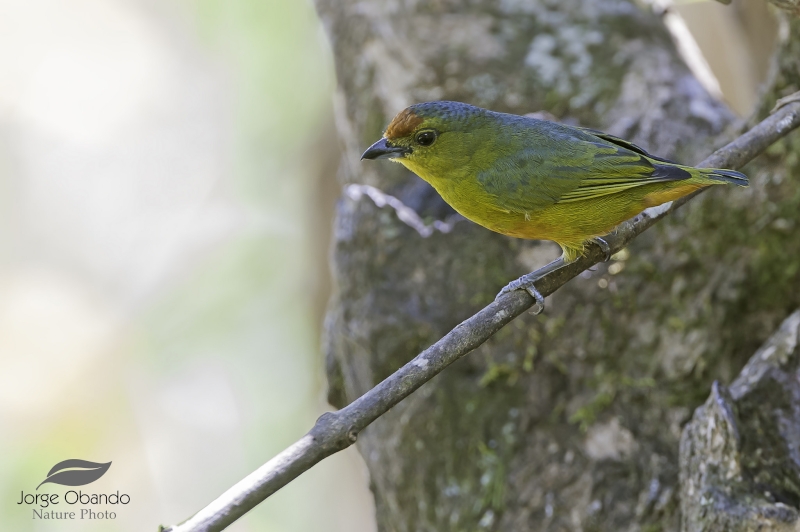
xmin=592 ymin=237 xmax=612 ymax=262
xmin=496 ymin=273 xmax=545 ymax=315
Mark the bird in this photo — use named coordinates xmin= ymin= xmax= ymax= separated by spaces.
xmin=361 ymin=101 xmax=748 ymax=308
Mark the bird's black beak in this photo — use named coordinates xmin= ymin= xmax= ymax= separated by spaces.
xmin=361 ymin=138 xmax=410 ymax=160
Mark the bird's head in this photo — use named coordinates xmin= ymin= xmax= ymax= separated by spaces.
xmin=361 ymin=101 xmax=489 ymax=180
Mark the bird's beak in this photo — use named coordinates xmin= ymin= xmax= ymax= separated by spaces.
xmin=361 ymin=138 xmax=410 ymax=160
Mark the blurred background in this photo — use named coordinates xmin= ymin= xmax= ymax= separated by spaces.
xmin=0 ymin=0 xmax=776 ymax=530
xmin=0 ymin=0 xmax=371 ymax=530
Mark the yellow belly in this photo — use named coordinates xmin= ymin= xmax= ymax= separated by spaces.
xmin=444 ymin=181 xmax=706 ymax=262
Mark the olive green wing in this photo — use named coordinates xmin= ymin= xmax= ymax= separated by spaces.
xmin=553 ymin=138 xmax=691 ymax=203
xmin=478 ymin=126 xmax=689 ymax=212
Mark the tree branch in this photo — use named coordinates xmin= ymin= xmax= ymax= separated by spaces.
xmin=161 ymin=97 xmax=800 ymax=532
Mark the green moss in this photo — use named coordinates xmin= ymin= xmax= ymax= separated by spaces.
xmin=570 ymin=389 xmax=616 ymax=432
xmin=479 ymin=362 xmax=520 ymax=387
xmin=477 ymin=442 xmax=508 ymax=512
xmin=569 ymin=374 xmax=655 ymax=431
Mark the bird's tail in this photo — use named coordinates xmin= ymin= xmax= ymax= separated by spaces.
xmin=701 ymin=168 xmax=749 ymax=187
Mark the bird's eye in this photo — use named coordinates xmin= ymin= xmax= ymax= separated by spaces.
xmin=415 ymin=130 xmax=437 ymax=147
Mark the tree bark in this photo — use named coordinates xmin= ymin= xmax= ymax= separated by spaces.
xmin=317 ymin=1 xmax=800 ymax=529
xmin=680 ymin=310 xmax=800 ymax=531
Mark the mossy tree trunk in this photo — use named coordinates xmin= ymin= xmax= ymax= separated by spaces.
xmin=315 ymin=1 xmax=800 ymax=529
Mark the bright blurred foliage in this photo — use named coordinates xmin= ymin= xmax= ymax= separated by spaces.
xmin=0 ymin=0 xmax=373 ymax=530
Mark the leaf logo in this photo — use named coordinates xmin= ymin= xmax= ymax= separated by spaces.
xmin=36 ymin=459 xmax=112 ymax=490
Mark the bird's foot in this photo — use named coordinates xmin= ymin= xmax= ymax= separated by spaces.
xmin=592 ymin=237 xmax=611 ymax=262
xmin=496 ymin=273 xmax=546 ymax=315
xmin=495 ymin=256 xmax=566 ymax=315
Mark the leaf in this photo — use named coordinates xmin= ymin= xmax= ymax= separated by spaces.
xmin=36 ymin=459 xmax=112 ymax=490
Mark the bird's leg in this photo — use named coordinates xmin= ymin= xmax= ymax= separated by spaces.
xmin=495 ymin=257 xmax=566 ymax=315
xmin=496 ymin=237 xmax=610 ymax=313
xmin=591 ymin=237 xmax=612 ymax=262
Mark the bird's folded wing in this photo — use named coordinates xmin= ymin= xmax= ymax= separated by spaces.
xmin=557 ymin=176 xmax=681 ymax=202
xmin=556 ymin=150 xmax=692 ymax=203
xmin=481 ymin=128 xmax=690 ymax=212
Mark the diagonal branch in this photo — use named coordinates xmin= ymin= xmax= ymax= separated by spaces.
xmin=161 ymin=97 xmax=800 ymax=532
